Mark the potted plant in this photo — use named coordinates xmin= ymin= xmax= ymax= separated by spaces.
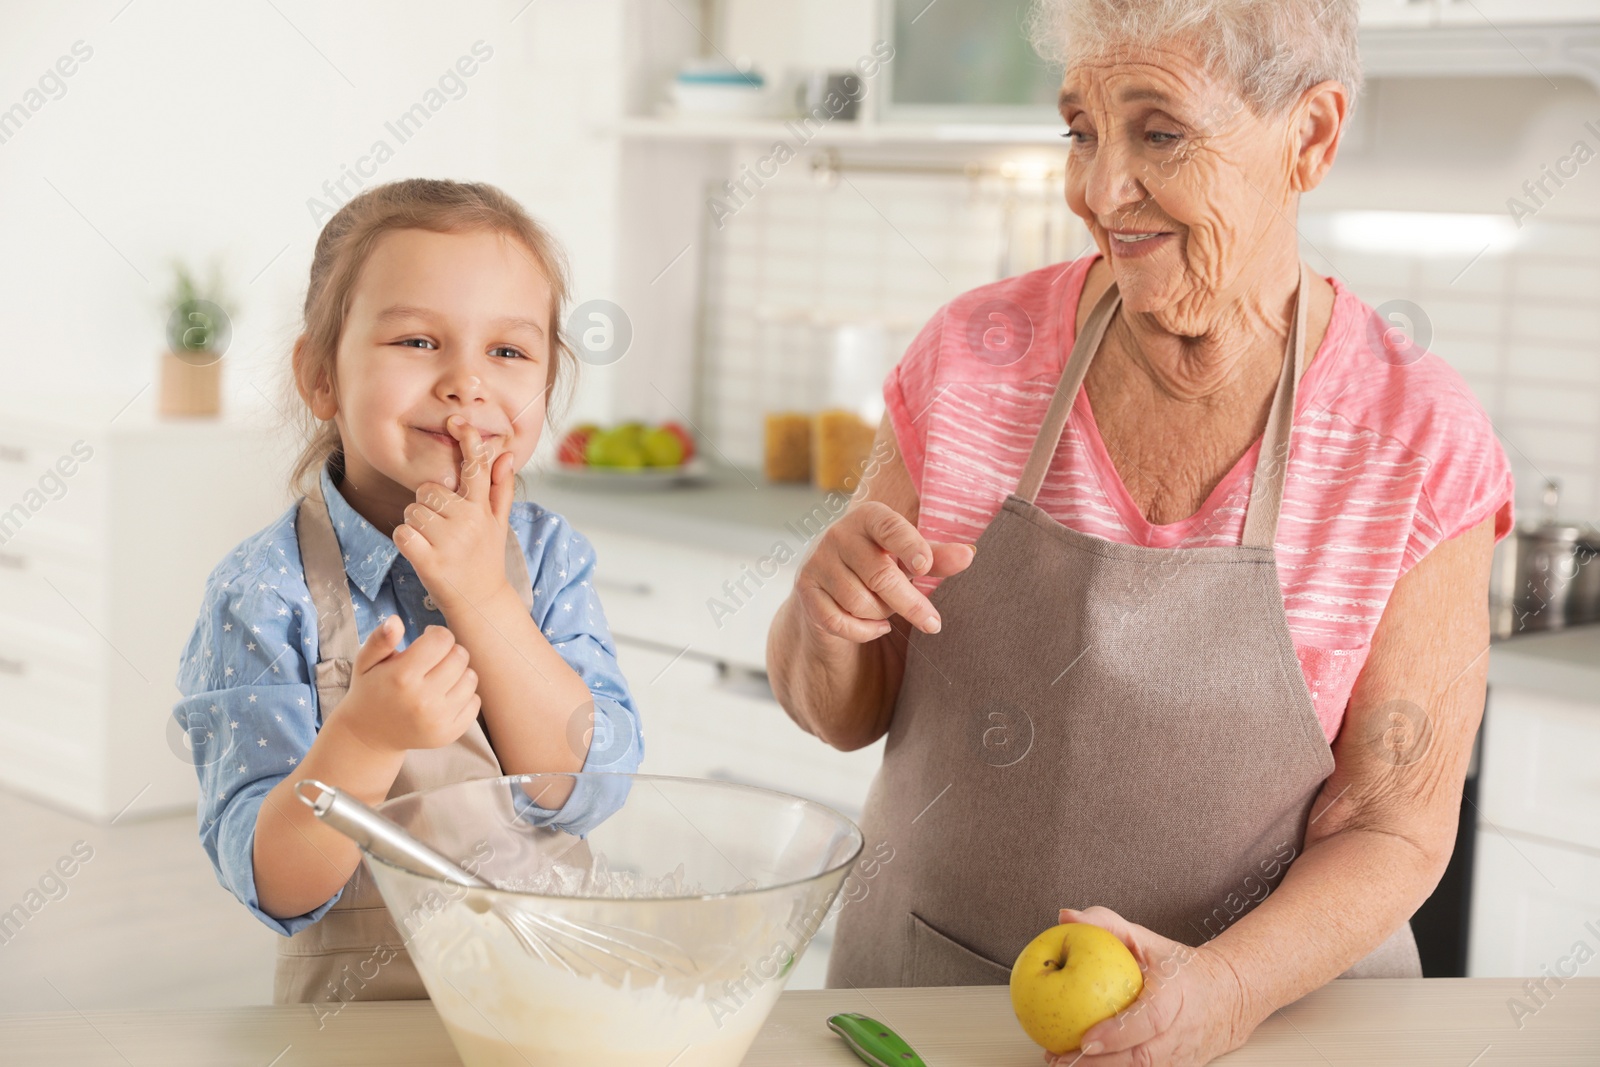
xmin=159 ymin=259 xmax=232 ymax=417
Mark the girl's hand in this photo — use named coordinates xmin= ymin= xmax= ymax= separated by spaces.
xmin=794 ymin=501 xmax=975 ymax=643
xmin=1046 ymin=906 xmax=1256 ymax=1067
xmin=329 ymin=616 xmax=481 ymax=755
xmin=396 ymin=415 xmax=517 ymax=615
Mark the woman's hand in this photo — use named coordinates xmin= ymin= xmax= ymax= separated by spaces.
xmin=396 ymin=415 xmax=517 ymax=615
xmin=793 ymin=500 xmax=976 ymax=642
xmin=1046 ymin=906 xmax=1256 ymax=1067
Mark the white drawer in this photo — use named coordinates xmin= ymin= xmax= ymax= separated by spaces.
xmin=585 ymin=527 xmax=799 ymax=672
xmin=1468 ymin=829 xmax=1600 ymax=978
xmin=617 ymin=641 xmax=883 ymax=820
xmin=0 ymin=616 xmax=105 ymax=748
xmin=0 ymin=535 xmax=107 ymax=637
xmin=1480 ymin=686 xmax=1600 ymax=853
xmin=0 ymin=422 xmax=104 ymax=550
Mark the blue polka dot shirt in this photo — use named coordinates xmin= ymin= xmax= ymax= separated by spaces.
xmin=171 ymin=460 xmax=643 ymax=937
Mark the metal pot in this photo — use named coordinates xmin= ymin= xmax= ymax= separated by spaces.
xmin=1572 ymin=532 xmax=1600 ymax=627
xmin=1509 ymin=480 xmax=1594 ymax=633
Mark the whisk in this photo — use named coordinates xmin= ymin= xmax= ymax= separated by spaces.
xmin=294 ymin=779 xmax=701 ymax=984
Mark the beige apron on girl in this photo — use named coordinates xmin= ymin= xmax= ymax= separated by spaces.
xmin=828 ymin=261 xmax=1422 ymax=989
xmin=272 ymin=471 xmax=536 ymax=1004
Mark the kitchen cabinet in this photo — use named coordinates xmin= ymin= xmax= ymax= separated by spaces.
xmin=1475 ymin=685 xmax=1600 ymax=853
xmin=580 ymin=523 xmax=789 ymax=673
xmin=1469 ymin=675 xmax=1600 ymax=978
xmin=1469 ymin=830 xmax=1600 ymax=979
xmin=1435 ymin=0 xmax=1600 ymax=25
xmin=1362 ymin=0 xmax=1600 ymax=25
xmin=614 ymin=641 xmax=883 ymax=821
xmin=1361 ymin=0 xmax=1442 ymax=27
xmin=0 ymin=395 xmax=296 ymax=821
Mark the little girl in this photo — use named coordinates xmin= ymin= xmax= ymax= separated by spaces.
xmin=171 ymin=178 xmax=642 ymax=1008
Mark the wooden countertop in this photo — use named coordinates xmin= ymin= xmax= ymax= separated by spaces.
xmin=5 ymin=980 xmax=1598 ymax=1065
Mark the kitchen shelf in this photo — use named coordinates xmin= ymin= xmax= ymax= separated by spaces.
xmin=613 ymin=115 xmax=1067 ymax=147
xmin=619 ymin=24 xmax=1600 ymax=153
xmin=1360 ymin=22 xmax=1600 ymax=90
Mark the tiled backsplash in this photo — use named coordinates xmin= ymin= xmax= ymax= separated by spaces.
xmin=697 ymin=169 xmax=1600 ymax=523
xmin=1300 ymin=214 xmax=1600 ymax=524
xmin=697 ymin=166 xmax=1094 ymax=465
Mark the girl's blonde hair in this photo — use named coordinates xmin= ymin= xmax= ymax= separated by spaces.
xmin=284 ymin=178 xmax=576 ymax=500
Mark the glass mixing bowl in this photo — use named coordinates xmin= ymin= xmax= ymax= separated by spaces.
xmin=363 ymin=773 xmax=863 ymax=1067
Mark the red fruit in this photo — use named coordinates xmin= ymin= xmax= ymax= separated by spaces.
xmin=558 ymin=426 xmax=597 ymax=466
xmin=660 ymin=421 xmax=695 ymax=461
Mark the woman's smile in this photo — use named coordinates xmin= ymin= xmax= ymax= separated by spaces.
xmin=1107 ymin=229 xmax=1175 ymax=258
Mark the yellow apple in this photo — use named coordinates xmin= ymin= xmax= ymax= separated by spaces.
xmin=1009 ymin=922 xmax=1144 ymax=1054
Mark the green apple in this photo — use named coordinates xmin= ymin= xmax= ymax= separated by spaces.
xmin=641 ymin=426 xmax=686 ymax=467
xmin=1009 ymin=923 xmax=1143 ymax=1054
xmin=583 ymin=432 xmax=615 ymax=467
xmin=585 ymin=429 xmax=645 ymax=469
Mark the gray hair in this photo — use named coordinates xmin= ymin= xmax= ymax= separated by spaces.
xmin=1026 ymin=0 xmax=1364 ymax=117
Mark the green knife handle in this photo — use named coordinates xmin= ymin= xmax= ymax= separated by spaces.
xmin=827 ymin=1012 xmax=926 ymax=1067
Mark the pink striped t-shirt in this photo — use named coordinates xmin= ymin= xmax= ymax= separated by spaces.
xmin=884 ymin=253 xmax=1515 ymax=744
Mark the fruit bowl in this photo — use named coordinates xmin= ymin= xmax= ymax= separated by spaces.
xmin=546 ymin=455 xmax=711 ymax=491
xmin=555 ymin=420 xmax=698 ymax=476
xmin=362 ymin=773 xmax=863 ymax=1067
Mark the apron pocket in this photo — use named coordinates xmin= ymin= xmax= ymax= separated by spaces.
xmin=906 ymin=911 xmax=1013 ymax=987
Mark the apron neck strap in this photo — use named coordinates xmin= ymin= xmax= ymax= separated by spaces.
xmin=298 ymin=472 xmax=361 ymax=664
xmin=1014 ymin=279 xmax=1119 ymax=506
xmin=1239 ymin=259 xmax=1311 ymax=550
xmin=1015 ymin=260 xmax=1312 ymax=550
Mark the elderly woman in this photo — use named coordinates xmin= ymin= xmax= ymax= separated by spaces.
xmin=766 ymin=0 xmax=1514 ymax=1063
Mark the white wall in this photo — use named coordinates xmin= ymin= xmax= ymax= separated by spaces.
xmin=721 ymin=0 xmax=880 ymax=70
xmin=0 ymin=0 xmax=629 ymax=438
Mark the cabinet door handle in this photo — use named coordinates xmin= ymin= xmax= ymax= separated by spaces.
xmin=594 ymin=576 xmax=653 ymax=597
xmin=0 ymin=550 xmax=25 ymax=571
xmin=0 ymin=653 xmax=26 ymax=676
xmin=0 ymin=443 xmax=26 ymax=465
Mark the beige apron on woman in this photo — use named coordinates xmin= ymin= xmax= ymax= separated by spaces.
xmin=272 ymin=472 xmax=536 ymax=1004
xmin=828 ymin=261 xmax=1422 ymax=988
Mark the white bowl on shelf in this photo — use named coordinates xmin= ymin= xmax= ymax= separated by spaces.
xmin=670 ymin=63 xmax=769 ymax=118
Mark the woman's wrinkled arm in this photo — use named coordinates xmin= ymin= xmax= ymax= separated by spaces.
xmin=1214 ymin=512 xmax=1496 ymax=1026
xmin=1062 ymin=514 xmax=1497 ymax=1065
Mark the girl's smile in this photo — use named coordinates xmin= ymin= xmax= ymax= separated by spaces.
xmin=412 ymin=421 xmax=503 ymax=454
